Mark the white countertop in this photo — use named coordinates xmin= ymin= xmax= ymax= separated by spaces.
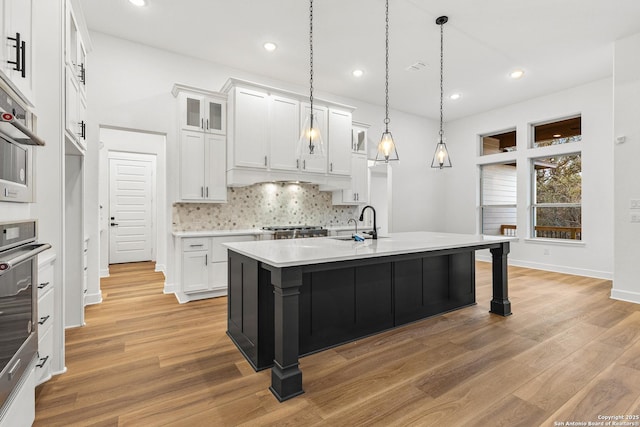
xmin=172 ymin=229 xmax=272 ymax=237
xmin=224 ymin=232 xmax=515 ymax=268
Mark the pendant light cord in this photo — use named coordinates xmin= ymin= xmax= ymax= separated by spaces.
xmin=384 ymin=0 xmax=390 ymax=133
xmin=439 ymin=19 xmax=444 ymax=140
xmin=309 ymin=0 xmax=314 ymax=132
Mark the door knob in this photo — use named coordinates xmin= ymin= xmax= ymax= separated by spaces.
xmin=110 ymin=222 xmax=119 ymax=226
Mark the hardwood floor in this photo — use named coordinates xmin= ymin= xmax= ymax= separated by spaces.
xmin=33 ymin=261 xmax=640 ymax=426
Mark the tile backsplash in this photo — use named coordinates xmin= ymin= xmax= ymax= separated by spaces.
xmin=173 ymin=183 xmax=359 ymax=231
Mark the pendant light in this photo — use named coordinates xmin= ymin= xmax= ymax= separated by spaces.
xmin=375 ymin=0 xmax=399 ymax=163
xmin=431 ymin=16 xmax=452 ymax=169
xmin=297 ymin=0 xmax=325 ymax=158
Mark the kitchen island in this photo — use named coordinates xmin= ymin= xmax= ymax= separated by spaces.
xmin=225 ymin=232 xmax=513 ymax=401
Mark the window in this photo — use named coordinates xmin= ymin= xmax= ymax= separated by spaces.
xmin=480 ymin=163 xmax=517 ymax=236
xmin=531 ymin=153 xmax=582 ymax=240
xmin=532 ymin=116 xmax=581 ymax=148
xmin=481 ymin=129 xmax=516 ymax=155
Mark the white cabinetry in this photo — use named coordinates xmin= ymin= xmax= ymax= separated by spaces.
xmin=180 ymin=131 xmax=226 ymax=202
xmin=173 ymin=85 xmax=227 ymax=203
xmin=269 ymin=95 xmax=299 ymax=172
xmin=327 ymin=108 xmax=352 ymax=176
xmin=333 ymin=123 xmax=370 ymax=205
xmin=0 ymin=0 xmax=34 ymax=105
xmin=229 ymin=86 xmax=269 ymax=169
xmin=222 ymin=78 xmax=355 ymax=189
xmin=64 ymin=0 xmax=88 ymax=154
xmin=35 ymin=253 xmax=57 ymax=388
xmin=174 ymin=234 xmax=256 ymax=303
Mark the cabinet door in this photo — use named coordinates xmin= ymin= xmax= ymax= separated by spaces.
xmin=233 ymin=87 xmax=269 ymax=168
xmin=269 ymin=95 xmax=300 ymax=171
xmin=65 ymin=68 xmax=79 ymax=140
xmin=182 ymin=250 xmax=210 ymax=293
xmin=352 ymin=153 xmax=368 ymax=204
xmin=65 ymin=0 xmax=79 ymax=67
xmin=3 ymin=0 xmax=34 ymax=103
xmin=204 ymin=97 xmax=226 ymax=135
xmin=180 ymin=131 xmax=205 ymax=200
xmin=204 ymin=134 xmax=227 ymax=202
xmin=299 ymin=103 xmax=327 ymax=174
xmin=182 ymin=94 xmax=206 ymax=132
xmin=352 ymin=124 xmax=368 ymax=154
xmin=77 ymin=93 xmax=87 ymax=149
xmin=77 ymin=37 xmax=87 ymax=97
xmin=328 ymin=108 xmax=352 ymax=176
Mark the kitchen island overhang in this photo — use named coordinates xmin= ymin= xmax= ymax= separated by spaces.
xmin=224 ymin=232 xmax=514 ymax=402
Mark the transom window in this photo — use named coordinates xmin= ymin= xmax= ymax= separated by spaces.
xmin=481 ymin=129 xmax=517 ymax=155
xmin=532 ymin=116 xmax=581 ymax=148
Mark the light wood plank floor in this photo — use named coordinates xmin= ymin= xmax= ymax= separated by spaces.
xmin=34 ymin=261 xmax=640 ymax=426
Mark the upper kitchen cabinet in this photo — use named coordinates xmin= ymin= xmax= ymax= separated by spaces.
xmin=172 ymin=84 xmax=226 ymax=135
xmin=222 ymin=78 xmax=355 ymax=189
xmin=0 ymin=0 xmax=35 ymax=105
xmin=352 ymin=121 xmax=368 ymax=154
xmin=64 ymin=0 xmax=90 ymax=155
xmin=227 ymin=86 xmax=268 ymax=169
xmin=173 ymin=85 xmax=228 ymax=203
xmin=327 ymin=108 xmax=352 ymax=176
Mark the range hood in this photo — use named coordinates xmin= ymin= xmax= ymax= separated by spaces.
xmin=0 ymin=109 xmax=44 ymax=146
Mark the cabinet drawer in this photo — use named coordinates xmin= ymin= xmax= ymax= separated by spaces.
xmin=211 ymin=235 xmax=255 ymax=261
xmin=37 ymin=263 xmax=54 ymax=299
xmin=35 ymin=325 xmax=53 ymax=385
xmin=37 ymin=288 xmax=54 ymax=335
xmin=182 ymin=238 xmax=209 ymax=252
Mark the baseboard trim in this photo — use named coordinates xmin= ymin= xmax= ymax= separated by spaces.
xmin=610 ymin=288 xmax=640 ymax=305
xmin=155 ymin=263 xmax=166 ymax=274
xmin=99 ymin=268 xmax=110 ymax=278
xmin=476 ymin=254 xmax=613 ymax=280
xmin=84 ymin=291 xmax=103 ymax=306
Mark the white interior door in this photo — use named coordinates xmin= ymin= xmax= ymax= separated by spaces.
xmin=109 ymin=155 xmax=155 ymax=264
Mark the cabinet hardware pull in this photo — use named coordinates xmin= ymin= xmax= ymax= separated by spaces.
xmin=264 ymin=156 xmax=267 ymax=166
xmin=201 ymin=118 xmax=204 ymax=129
xmin=78 ymin=121 xmax=86 ymax=140
xmin=36 ymin=355 xmax=49 ymax=368
xmin=7 ymin=33 xmax=22 ymax=74
xmin=110 ymin=222 xmax=119 ymax=226
xmin=205 ymin=254 xmax=208 ymax=265
xmin=303 ymin=160 xmax=306 ymax=169
xmin=296 ymin=159 xmax=299 ymax=169
xmin=189 ymin=244 xmax=204 ymax=247
xmin=206 ymin=187 xmax=209 ymax=198
xmin=38 ymin=281 xmax=50 ymax=289
xmin=78 ymin=63 xmax=86 ymax=85
xmin=38 ymin=315 xmax=50 ymax=325
xmin=206 ymin=119 xmax=209 ymax=130
xmin=330 ymin=163 xmax=333 ymax=172
xmin=19 ymin=40 xmax=26 ymax=78
xmin=201 ymin=187 xmax=204 ymax=197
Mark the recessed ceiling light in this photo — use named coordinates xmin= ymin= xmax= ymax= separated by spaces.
xmin=553 ymin=134 xmax=562 ymax=138
xmin=449 ymin=93 xmax=461 ymax=100
xmin=128 ymin=0 xmax=146 ymax=6
xmin=510 ymin=69 xmax=525 ymax=79
xmin=352 ymin=69 xmax=364 ymax=78
xmin=263 ymin=42 xmax=277 ymax=52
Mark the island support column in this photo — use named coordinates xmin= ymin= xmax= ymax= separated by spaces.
xmin=489 ymin=242 xmax=512 ymax=316
xmin=269 ymin=266 xmax=304 ymax=401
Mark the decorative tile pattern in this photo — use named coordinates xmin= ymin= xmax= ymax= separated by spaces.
xmin=173 ymin=183 xmax=360 ymax=231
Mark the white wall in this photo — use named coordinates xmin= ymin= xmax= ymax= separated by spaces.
xmin=98 ymin=127 xmax=166 ymax=278
xmin=612 ymin=33 xmax=640 ymax=303
xmin=444 ymin=78 xmax=614 ymax=279
xmin=85 ymin=32 xmax=441 ymax=286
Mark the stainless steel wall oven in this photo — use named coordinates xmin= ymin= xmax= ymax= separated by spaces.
xmin=0 ymin=220 xmax=50 ymax=410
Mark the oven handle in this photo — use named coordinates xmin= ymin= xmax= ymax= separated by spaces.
xmin=0 ymin=243 xmax=51 ymax=276
xmin=0 ymin=108 xmax=46 ymax=146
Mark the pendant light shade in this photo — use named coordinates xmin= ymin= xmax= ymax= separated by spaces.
xmin=297 ymin=0 xmax=325 ymax=158
xmin=375 ymin=0 xmax=399 ymax=163
xmin=431 ymin=15 xmax=452 ymax=169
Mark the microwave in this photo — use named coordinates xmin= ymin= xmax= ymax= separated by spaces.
xmin=0 ymin=81 xmax=43 ymax=203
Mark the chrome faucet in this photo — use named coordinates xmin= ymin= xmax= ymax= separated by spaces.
xmin=348 ymin=218 xmax=358 ymax=236
xmin=359 ymin=205 xmax=377 ymax=239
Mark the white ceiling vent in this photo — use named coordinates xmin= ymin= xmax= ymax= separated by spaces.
xmin=405 ymin=61 xmax=427 ymax=71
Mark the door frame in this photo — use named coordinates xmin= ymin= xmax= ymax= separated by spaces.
xmin=108 ymin=151 xmax=157 ymax=265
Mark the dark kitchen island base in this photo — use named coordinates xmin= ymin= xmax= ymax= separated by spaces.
xmin=227 ymin=240 xmax=511 ymax=402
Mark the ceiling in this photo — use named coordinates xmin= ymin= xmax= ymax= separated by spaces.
xmin=78 ymin=0 xmax=640 ymax=121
